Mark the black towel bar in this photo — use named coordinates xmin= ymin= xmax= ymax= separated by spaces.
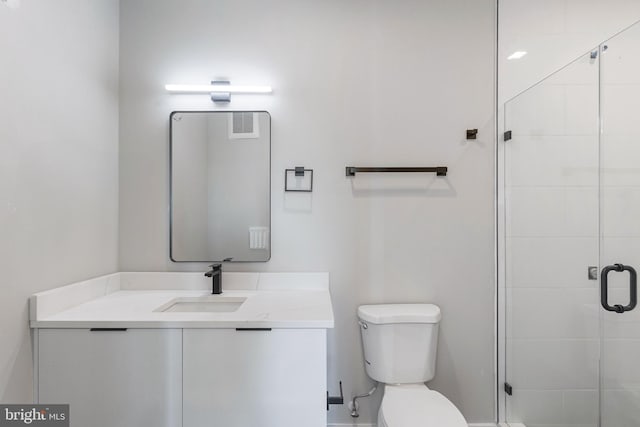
xmin=345 ymin=166 xmax=447 ymax=177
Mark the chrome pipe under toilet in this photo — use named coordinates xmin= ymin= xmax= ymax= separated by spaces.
xmin=350 ymin=383 xmax=378 ymax=418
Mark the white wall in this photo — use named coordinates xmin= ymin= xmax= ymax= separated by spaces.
xmin=0 ymin=0 xmax=119 ymax=402
xmin=119 ymin=0 xmax=496 ymax=424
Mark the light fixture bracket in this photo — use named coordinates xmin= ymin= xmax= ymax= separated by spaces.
xmin=211 ymin=80 xmax=231 ymax=103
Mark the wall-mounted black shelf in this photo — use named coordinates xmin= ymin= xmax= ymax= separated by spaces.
xmin=345 ymin=166 xmax=448 ymax=177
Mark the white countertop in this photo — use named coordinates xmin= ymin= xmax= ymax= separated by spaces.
xmin=30 ymin=272 xmax=334 ymax=329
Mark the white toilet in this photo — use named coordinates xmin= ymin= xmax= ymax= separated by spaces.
xmin=357 ymin=304 xmax=468 ymax=427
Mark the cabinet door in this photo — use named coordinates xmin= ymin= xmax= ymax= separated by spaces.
xmin=38 ymin=329 xmax=182 ymax=427
xmin=183 ymin=329 xmax=326 ymax=427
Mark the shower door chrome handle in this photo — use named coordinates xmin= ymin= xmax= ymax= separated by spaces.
xmin=601 ymin=263 xmax=637 ymax=313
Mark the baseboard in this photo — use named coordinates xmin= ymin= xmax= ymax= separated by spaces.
xmin=328 ymin=423 xmax=497 ymax=427
xmin=328 ymin=424 xmax=375 ymax=427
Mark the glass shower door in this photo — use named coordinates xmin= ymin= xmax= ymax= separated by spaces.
xmin=504 ymin=50 xmax=601 ymax=427
xmin=600 ymin=21 xmax=640 ymax=427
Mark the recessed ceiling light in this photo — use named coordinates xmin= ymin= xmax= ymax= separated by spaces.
xmin=507 ymin=51 xmax=528 ymax=60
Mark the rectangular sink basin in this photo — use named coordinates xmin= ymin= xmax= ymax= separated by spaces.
xmin=155 ymin=296 xmax=247 ymax=313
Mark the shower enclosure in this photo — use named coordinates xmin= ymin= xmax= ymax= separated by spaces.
xmin=503 ymin=21 xmax=640 ymax=427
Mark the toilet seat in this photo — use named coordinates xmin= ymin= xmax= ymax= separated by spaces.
xmin=379 ymin=385 xmax=467 ymax=427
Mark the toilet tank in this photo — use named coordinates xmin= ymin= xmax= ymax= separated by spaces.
xmin=358 ymin=304 xmax=441 ymax=384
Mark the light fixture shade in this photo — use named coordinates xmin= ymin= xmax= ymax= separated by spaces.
xmin=165 ymin=84 xmax=272 ymax=94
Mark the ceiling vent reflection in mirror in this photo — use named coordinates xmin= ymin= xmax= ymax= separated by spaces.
xmin=229 ymin=112 xmax=259 ymax=139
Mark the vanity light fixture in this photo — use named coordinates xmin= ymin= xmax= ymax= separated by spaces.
xmin=165 ymin=80 xmax=272 ymax=103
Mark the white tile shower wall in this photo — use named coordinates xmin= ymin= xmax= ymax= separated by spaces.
xmin=508 ymin=389 xmax=598 ymax=426
xmin=506 ymin=288 xmax=599 ymax=339
xmin=118 ymin=0 xmax=496 ymax=424
xmin=506 ymin=237 xmax=598 ymax=287
xmin=0 ymin=0 xmax=120 ymax=402
xmin=499 ymin=0 xmax=640 ymax=104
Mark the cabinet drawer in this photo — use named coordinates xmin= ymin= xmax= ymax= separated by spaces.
xmin=38 ymin=329 xmax=182 ymax=427
xmin=183 ymin=328 xmax=326 ymax=427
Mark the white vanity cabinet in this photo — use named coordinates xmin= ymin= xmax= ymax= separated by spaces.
xmin=183 ymin=328 xmax=327 ymax=427
xmin=31 ymin=272 xmax=334 ymax=427
xmin=37 ymin=329 xmax=182 ymax=427
xmin=36 ymin=328 xmax=327 ymax=427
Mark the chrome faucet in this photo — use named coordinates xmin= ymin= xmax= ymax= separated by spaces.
xmin=204 ymin=263 xmax=222 ymax=294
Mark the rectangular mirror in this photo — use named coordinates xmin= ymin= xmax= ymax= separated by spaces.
xmin=170 ymin=111 xmax=271 ymax=262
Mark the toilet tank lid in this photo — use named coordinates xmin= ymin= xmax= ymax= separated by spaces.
xmin=357 ymin=304 xmax=441 ymax=324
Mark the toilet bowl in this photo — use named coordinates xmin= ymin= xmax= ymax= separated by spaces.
xmin=378 ymin=384 xmax=467 ymax=427
xmin=357 ymin=304 xmax=468 ymax=427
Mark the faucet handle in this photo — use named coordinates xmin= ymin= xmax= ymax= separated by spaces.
xmin=208 ymin=263 xmax=222 ymax=270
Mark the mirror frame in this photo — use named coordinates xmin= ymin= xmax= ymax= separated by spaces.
xmin=169 ymin=110 xmax=272 ymax=263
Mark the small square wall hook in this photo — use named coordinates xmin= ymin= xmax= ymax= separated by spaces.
xmin=466 ymin=129 xmax=478 ymax=140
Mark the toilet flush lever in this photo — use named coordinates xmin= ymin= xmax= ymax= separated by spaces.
xmin=358 ymin=320 xmax=368 ymax=329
